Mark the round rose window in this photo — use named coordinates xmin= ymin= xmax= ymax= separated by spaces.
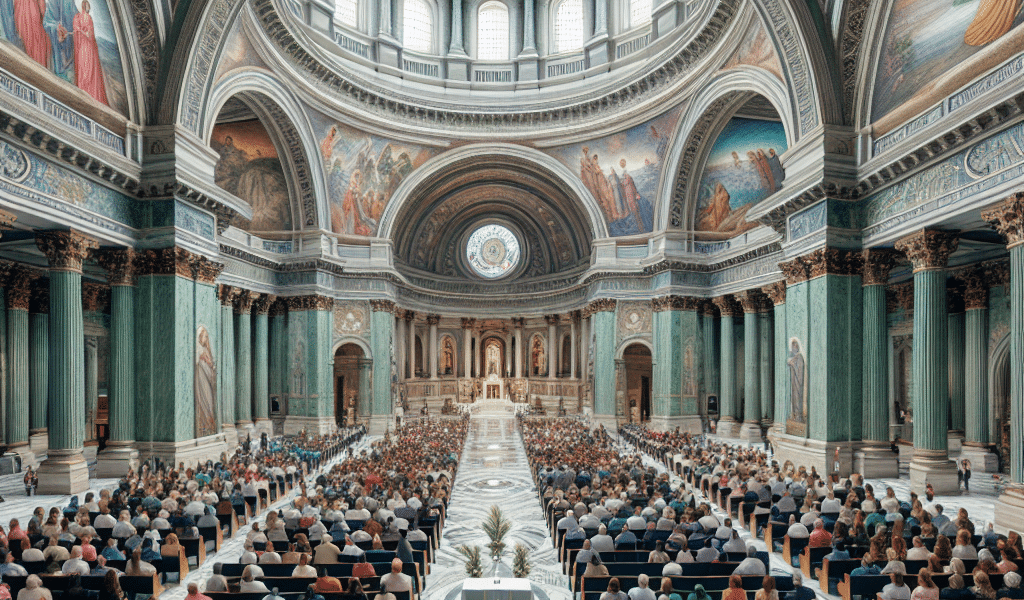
xmin=466 ymin=224 xmax=521 ymax=279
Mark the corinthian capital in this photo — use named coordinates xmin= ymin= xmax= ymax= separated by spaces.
xmin=894 ymin=230 xmax=959 ymax=272
xmin=36 ymin=230 xmax=99 ymax=273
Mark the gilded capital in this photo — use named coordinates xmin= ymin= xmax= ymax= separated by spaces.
xmin=736 ymin=290 xmax=766 ymax=313
xmin=82 ymin=282 xmax=109 ymax=313
xmin=511 ymin=317 xmax=524 ymax=328
xmin=589 ymin=298 xmax=617 ymax=313
xmin=0 ymin=209 xmax=17 ymax=235
xmin=218 ymin=284 xmax=239 ymax=307
xmin=652 ymin=295 xmax=701 ymax=312
xmin=981 ymin=192 xmax=1024 ymax=248
xmin=193 ymin=257 xmax=225 ymax=284
xmin=35 ymin=230 xmax=99 ymax=273
xmin=235 ymin=290 xmax=259 ymax=315
xmin=95 ymin=248 xmax=138 ymax=286
xmin=804 ymin=247 xmax=862 ymax=279
xmin=778 ymin=257 xmax=811 ymax=285
xmin=252 ymin=294 xmax=276 ymax=315
xmin=403 ymin=309 xmax=415 ymax=321
xmin=894 ymin=230 xmax=959 ymax=272
xmin=426 ymin=314 xmax=441 ymax=326
xmin=269 ymin=298 xmax=288 ymax=316
xmin=461 ymin=317 xmax=476 ymax=329
xmin=861 ymin=249 xmax=900 ymax=286
xmin=887 ymin=281 xmax=914 ymax=312
xmin=712 ymin=295 xmax=742 ymax=317
xmin=545 ymin=314 xmax=560 ymax=326
xmin=960 ymin=267 xmax=989 ymax=311
xmin=5 ymin=266 xmax=36 ymax=311
xmin=140 ymin=247 xmax=193 ymax=278
xmin=761 ymin=282 xmax=786 ymax=305
xmin=369 ymin=299 xmax=396 ymax=314
xmin=30 ymin=278 xmax=49 ymax=314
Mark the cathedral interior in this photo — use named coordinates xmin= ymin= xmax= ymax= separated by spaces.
xmin=2 ymin=0 xmax=1024 ymax=547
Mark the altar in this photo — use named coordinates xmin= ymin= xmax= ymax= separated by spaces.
xmin=461 ymin=578 xmax=533 ymax=600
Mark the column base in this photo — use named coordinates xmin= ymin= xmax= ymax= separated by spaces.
xmin=592 ymin=415 xmax=620 ymax=433
xmin=959 ymin=444 xmax=1000 ymax=473
xmin=947 ymin=432 xmax=964 ymax=454
xmin=140 ymin=435 xmax=230 ymax=470
xmin=83 ymin=444 xmax=98 ymax=464
xmin=908 ymin=451 xmax=959 ymax=495
xmin=37 ymin=449 xmax=90 ymax=494
xmin=95 ymin=443 xmax=140 ymax=478
xmin=4 ymin=444 xmax=36 ymax=471
xmin=254 ymin=418 xmax=274 ymax=437
xmin=29 ymin=430 xmax=48 ymax=456
xmin=855 ymin=443 xmax=901 ymax=478
xmin=994 ymin=486 xmax=1024 ymax=535
xmin=740 ymin=421 xmax=764 ymax=443
xmin=767 ymin=432 xmax=856 ymax=478
xmin=648 ymin=415 xmax=702 ymax=435
xmin=716 ymin=417 xmax=739 ymax=437
xmin=222 ymin=424 xmax=239 ymax=451
xmin=365 ymin=415 xmax=393 ymax=436
xmin=283 ymin=416 xmax=336 ymax=436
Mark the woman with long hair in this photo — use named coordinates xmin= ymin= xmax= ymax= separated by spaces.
xmin=755 ymin=577 xmax=778 ymax=600
xmin=912 ymin=568 xmax=939 ymax=600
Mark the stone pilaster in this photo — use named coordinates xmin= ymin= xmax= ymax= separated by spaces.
xmin=28 ymin=277 xmax=48 ymax=454
xmin=700 ymin=302 xmax=719 ymax=428
xmin=94 ymin=249 xmax=140 ymax=477
xmin=462 ymin=318 xmax=475 ymax=379
xmin=369 ymin=300 xmax=396 ymax=434
xmin=895 ymin=229 xmax=960 ymax=493
xmin=758 ymin=306 xmax=773 ymax=426
xmin=427 ymin=314 xmax=439 ymax=380
xmin=512 ymin=318 xmax=524 ymax=379
xmin=357 ymin=358 xmax=372 ymax=424
xmin=957 ymin=268 xmax=997 ymax=471
xmin=650 ymin=296 xmax=701 ymax=433
xmin=405 ymin=311 xmax=416 ymax=379
xmin=35 ymin=230 xmax=98 ymax=494
xmin=4 ymin=266 xmax=33 ymax=462
xmin=947 ymin=284 xmax=966 ymax=444
xmin=712 ymin=295 xmax=741 ymax=437
xmin=590 ymin=299 xmax=617 ymax=427
xmin=269 ymin=299 xmax=287 ymax=425
xmin=546 ymin=315 xmax=559 ymax=379
xmin=81 ymin=283 xmax=107 ymax=449
xmin=218 ymin=285 xmax=239 ymax=442
xmin=856 ymin=249 xmax=901 ymax=477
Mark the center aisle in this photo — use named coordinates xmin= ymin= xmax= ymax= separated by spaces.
xmin=422 ymin=409 xmax=571 ymax=600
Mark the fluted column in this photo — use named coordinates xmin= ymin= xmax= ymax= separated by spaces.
xmin=701 ymin=303 xmax=719 ymax=425
xmin=428 ymin=314 xmax=439 ymax=379
xmin=856 ymin=250 xmax=900 ymax=476
xmin=947 ymin=286 xmax=966 ymax=436
xmin=95 ymin=249 xmax=139 ymax=477
xmin=28 ymin=278 xmax=48 ymax=452
xmin=505 ymin=331 xmax=512 ymax=377
xmin=737 ymin=291 xmax=763 ymax=442
xmin=958 ymin=268 xmax=997 ymax=470
xmin=218 ymin=286 xmax=239 ymax=437
xmin=713 ymin=295 xmax=740 ymax=437
xmin=762 ymin=284 xmax=787 ymax=432
xmin=81 ymin=283 xmax=106 ymax=447
xmin=235 ymin=291 xmax=257 ymax=429
xmin=758 ymin=307 xmax=773 ymax=424
xmin=462 ymin=318 xmax=474 ymax=378
xmin=591 ymin=299 xmax=617 ymax=424
xmin=895 ymin=229 xmax=960 ymax=493
xmin=406 ymin=311 xmax=416 ymax=379
xmin=4 ymin=267 xmax=33 ymax=454
xmin=513 ymin=318 xmax=524 ymax=378
xmin=449 ymin=0 xmax=465 ymax=54
xmin=546 ymin=315 xmax=559 ymax=379
xmin=370 ymin=300 xmax=396 ymax=433
xmin=357 ymin=358 xmax=372 ymax=422
xmin=473 ymin=332 xmax=481 ymax=377
xmin=269 ymin=300 xmax=286 ymax=418
xmin=252 ymin=294 xmax=274 ymax=433
xmin=570 ymin=313 xmax=579 ymax=378
xmin=35 ymin=230 xmax=98 ymax=494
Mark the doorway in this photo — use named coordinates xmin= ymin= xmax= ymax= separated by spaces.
xmin=624 ymin=344 xmax=652 ymax=422
xmin=333 ymin=344 xmax=364 ymax=427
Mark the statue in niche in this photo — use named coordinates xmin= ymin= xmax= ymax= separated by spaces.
xmin=442 ymin=337 xmax=455 ymax=375
xmin=532 ymin=335 xmax=545 ymax=376
xmin=486 ymin=341 xmax=501 ymax=377
xmin=787 ymin=338 xmax=807 ymax=423
xmin=291 ymin=339 xmax=306 ymax=397
xmin=194 ymin=326 xmax=218 ymax=437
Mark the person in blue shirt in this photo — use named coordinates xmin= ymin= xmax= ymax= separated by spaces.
xmin=101 ymin=538 xmax=126 ymax=561
xmin=824 ymin=542 xmax=851 ymax=562
xmin=791 ymin=572 xmax=817 ymax=600
xmin=850 ymin=556 xmax=881 ymax=577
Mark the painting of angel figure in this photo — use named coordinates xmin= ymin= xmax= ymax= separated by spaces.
xmin=0 ymin=0 xmax=128 ymax=112
xmin=317 ymin=120 xmax=436 ymax=237
xmin=194 ymin=325 xmax=218 ymax=438
xmin=211 ymin=120 xmax=293 ymax=231
xmin=694 ymin=117 xmax=786 ymax=240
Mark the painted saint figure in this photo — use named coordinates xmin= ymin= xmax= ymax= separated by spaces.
xmin=43 ymin=0 xmax=76 ymax=81
xmin=194 ymin=326 xmax=218 ymax=438
xmin=964 ymin=0 xmax=1023 ymax=46
xmin=72 ymin=0 xmax=108 ymax=105
xmin=14 ymin=0 xmax=50 ymax=66
xmin=786 ymin=338 xmax=806 ymax=423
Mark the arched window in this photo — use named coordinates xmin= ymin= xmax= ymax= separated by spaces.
xmin=403 ymin=0 xmax=433 ymax=53
xmin=629 ymin=0 xmax=651 ymax=27
xmin=554 ymin=0 xmax=583 ymax=53
xmin=334 ymin=0 xmax=357 ymax=28
xmin=477 ymin=1 xmax=509 ymax=60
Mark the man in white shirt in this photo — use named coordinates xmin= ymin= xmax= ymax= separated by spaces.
xmin=906 ymin=537 xmax=931 ymax=561
xmin=732 ymin=545 xmax=767 ymax=576
xmin=62 ymin=547 xmax=91 ymax=576
xmin=787 ymin=515 xmax=809 ymax=539
xmin=591 ymin=525 xmax=615 ymax=553
xmin=557 ymin=511 xmax=578 ymax=531
xmin=380 ymin=559 xmax=412 ymax=593
xmin=627 ymin=574 xmax=657 ymax=600
xmin=313 ymin=536 xmax=342 ymax=564
xmin=292 ymin=553 xmax=316 ymax=577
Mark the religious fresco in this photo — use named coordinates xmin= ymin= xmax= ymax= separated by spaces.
xmin=213 ymin=17 xmax=268 ymax=82
xmin=0 ymin=0 xmax=128 ymax=113
xmin=530 ymin=333 xmax=546 ymax=376
xmin=312 ymin=115 xmax=438 ymax=237
xmin=211 ymin=119 xmax=293 ymax=231
xmin=441 ymin=335 xmax=456 ymax=376
xmin=872 ymin=0 xmax=1024 ymax=128
xmin=694 ymin=117 xmax=786 ymax=240
xmin=723 ymin=19 xmax=784 ymax=82
xmin=333 ymin=302 xmax=368 ymax=337
xmin=786 ymin=337 xmax=806 ymax=424
xmin=194 ymin=325 xmax=217 ymax=438
xmin=547 ymin=106 xmax=682 ymax=237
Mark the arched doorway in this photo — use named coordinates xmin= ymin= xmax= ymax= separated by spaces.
xmin=561 ymin=335 xmax=571 ymax=377
xmin=334 ymin=344 xmax=364 ymax=427
xmin=624 ymin=344 xmax=652 ymax=422
xmin=482 ymin=337 xmax=505 ymax=381
xmin=992 ymin=344 xmax=1011 ymax=474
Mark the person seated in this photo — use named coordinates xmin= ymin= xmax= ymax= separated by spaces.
xmin=614 ymin=528 xmax=638 ymax=549
xmin=998 ymin=572 xmax=1023 ymax=599
xmin=881 ymin=548 xmax=907 ymax=575
xmin=627 ymin=573 xmax=657 ymax=600
xmin=592 ymin=525 xmax=615 ymax=553
xmin=585 ymin=554 xmax=609 ymax=577
xmin=790 ymin=572 xmax=816 ymax=600
xmin=0 ymin=551 xmax=28 ymax=577
xmin=662 ymin=560 xmax=682 ymax=576
xmin=787 ymin=515 xmax=809 ymax=539
xmin=17 ymin=575 xmax=52 ymax=600
xmin=101 ymin=538 xmax=125 ymax=561
xmin=125 ymin=549 xmax=156 ymax=576
xmin=998 ymin=548 xmax=1021 ymax=574
xmin=755 ymin=576 xmax=778 ymax=600
xmin=686 ymin=585 xmax=710 ymax=600
xmin=733 ymin=545 xmax=767 ymax=576
xmin=313 ymin=567 xmax=343 ymax=593
xmin=825 ymin=542 xmax=851 ymax=562
xmin=942 ymin=574 xmax=974 ymax=600
xmin=880 ymin=573 xmax=912 ymax=600
xmin=913 ymin=568 xmax=940 ymax=600
xmin=908 ymin=537 xmax=932 ymax=561
xmin=722 ymin=530 xmax=747 ymax=554
xmin=352 ymin=554 xmax=376 ymax=579
xmin=20 ymin=539 xmax=44 ymax=564
xmin=953 ymin=530 xmax=979 ymax=560
xmin=62 ymin=546 xmax=91 ymax=576
xmin=259 ymin=541 xmax=282 ymax=564
xmin=696 ymin=538 xmax=719 ymax=563
xmin=809 ymin=518 xmax=833 ymax=547
xmin=206 ymin=563 xmax=229 ymax=592
xmin=239 ymin=565 xmax=270 ymax=593
xmin=648 ymin=541 xmax=670 ymax=563
xmin=972 ymin=571 xmax=998 ymax=600
xmin=722 ymin=575 xmax=746 ymax=600
xmin=379 ymin=558 xmax=412 ymax=593
xmin=601 ymin=578 xmax=628 ymax=600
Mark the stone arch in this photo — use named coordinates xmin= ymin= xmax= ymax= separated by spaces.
xmin=380 ymin=143 xmax=610 ymax=241
xmin=332 ymin=337 xmax=373 ymax=359
xmin=989 ymin=332 xmax=1010 ymax=454
xmin=203 ymin=70 xmax=327 ymax=230
xmin=616 ymin=337 xmax=653 ymax=359
xmin=659 ymin=69 xmax=794 ymax=232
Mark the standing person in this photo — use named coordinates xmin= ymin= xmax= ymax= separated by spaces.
xmin=24 ymin=468 xmax=37 ymax=496
xmin=961 ymin=460 xmax=972 ymax=494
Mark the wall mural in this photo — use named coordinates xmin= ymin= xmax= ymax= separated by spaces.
xmin=530 ymin=333 xmax=546 ymax=376
xmin=786 ymin=336 xmax=806 ymax=423
xmin=0 ymin=0 xmax=127 ymax=113
xmin=312 ymin=115 xmax=437 ymax=236
xmin=333 ymin=302 xmax=367 ymax=337
xmin=723 ymin=19 xmax=784 ymax=82
xmin=441 ymin=335 xmax=456 ymax=376
xmin=547 ymin=106 xmax=682 ymax=237
xmin=213 ymin=18 xmax=267 ymax=82
xmin=211 ymin=120 xmax=293 ymax=231
xmin=694 ymin=117 xmax=786 ymax=240
xmin=872 ymin=0 xmax=1024 ymax=127
xmin=194 ymin=325 xmax=217 ymax=438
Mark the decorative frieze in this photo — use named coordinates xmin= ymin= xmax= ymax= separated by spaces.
xmin=95 ymin=249 xmax=138 ymax=286
xmin=959 ymin=268 xmax=989 ymax=311
xmin=862 ymin=248 xmax=900 ymax=286
xmin=712 ymin=295 xmax=742 ymax=317
xmin=895 ymin=230 xmax=959 ymax=272
xmin=35 ymin=230 xmax=99 ymax=273
xmin=981 ymin=192 xmax=1024 ymax=248
xmin=761 ymin=282 xmax=786 ymax=305
xmin=369 ymin=299 xmax=396 ymax=314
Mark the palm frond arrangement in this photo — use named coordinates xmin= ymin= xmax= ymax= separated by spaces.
xmin=512 ymin=543 xmax=531 ymax=579
xmin=482 ymin=505 xmax=512 ymax=560
xmin=457 ymin=544 xmax=483 ymax=578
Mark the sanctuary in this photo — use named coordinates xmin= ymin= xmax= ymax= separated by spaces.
xmin=0 ymin=0 xmax=1023 ymax=536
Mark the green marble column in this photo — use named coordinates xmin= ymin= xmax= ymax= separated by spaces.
xmin=652 ymin=297 xmax=682 ymax=421
xmin=219 ymin=286 xmax=237 ymax=429
xmin=370 ymin=301 xmax=395 ymax=430
xmin=269 ymin=301 xmax=285 ymax=413
xmin=591 ymin=300 xmax=617 ymax=421
xmin=4 ymin=268 xmax=32 ymax=449
xmin=0 ymin=281 xmax=6 ymax=442
xmin=29 ymin=288 xmax=49 ymax=439
xmin=860 ymin=250 xmax=898 ymax=450
xmin=759 ymin=310 xmax=773 ymax=423
xmin=700 ymin=305 xmax=719 ymax=423
xmin=252 ymin=294 xmax=274 ymax=429
xmin=961 ymin=270 xmax=990 ymax=445
xmin=762 ymin=283 xmax=787 ymax=428
xmin=358 ymin=358 xmax=372 ymax=422
xmin=94 ymin=249 xmax=139 ymax=476
xmin=713 ymin=296 xmax=739 ymax=434
xmin=896 ymin=230 xmax=959 ymax=493
xmin=737 ymin=292 xmax=762 ymax=441
xmin=235 ymin=291 xmax=255 ymax=427
xmin=947 ymin=302 xmax=966 ymax=434
xmin=36 ymin=230 xmax=98 ymax=494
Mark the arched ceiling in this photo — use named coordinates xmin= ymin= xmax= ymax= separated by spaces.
xmin=392 ymin=159 xmax=594 ymax=281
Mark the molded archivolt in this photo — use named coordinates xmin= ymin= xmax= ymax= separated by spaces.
xmin=202 ymin=71 xmax=327 ymax=230
xmin=385 ymin=146 xmax=600 ymax=281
